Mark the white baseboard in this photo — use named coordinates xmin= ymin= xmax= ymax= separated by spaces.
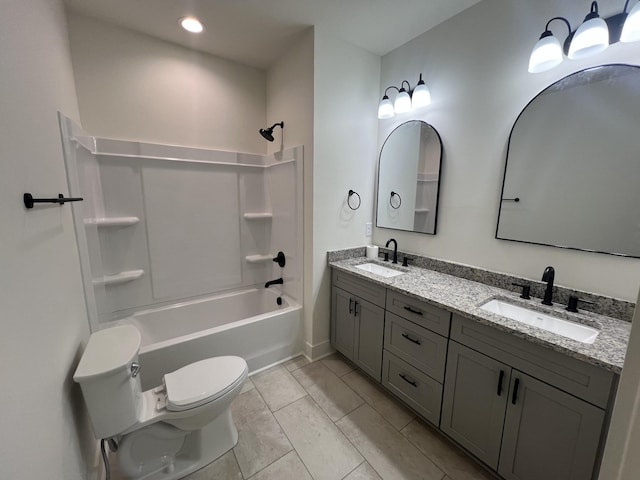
xmin=304 ymin=340 xmax=334 ymax=361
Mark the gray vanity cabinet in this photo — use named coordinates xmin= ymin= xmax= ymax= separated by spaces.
xmin=330 ymin=268 xmax=614 ymax=480
xmin=441 ymin=341 xmax=511 ymax=469
xmin=330 ymin=286 xmax=384 ymax=381
xmin=331 ymin=287 xmax=356 ymax=358
xmin=331 ymin=270 xmax=386 ymax=381
xmin=498 ymin=371 xmax=605 ymax=480
xmin=443 ymin=339 xmax=606 ymax=479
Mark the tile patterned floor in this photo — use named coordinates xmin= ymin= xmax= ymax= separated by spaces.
xmin=111 ymin=354 xmax=496 ymax=480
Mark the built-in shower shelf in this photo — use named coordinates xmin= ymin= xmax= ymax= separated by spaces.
xmin=84 ymin=216 xmax=140 ymax=227
xmin=243 ymin=213 xmax=273 ymax=220
xmin=245 ymin=254 xmax=274 ymax=264
xmin=414 ymin=209 xmax=430 ymax=214
xmin=93 ymin=269 xmax=144 ymax=286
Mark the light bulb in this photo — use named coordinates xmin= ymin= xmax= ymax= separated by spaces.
xmin=528 ymin=32 xmax=563 ymax=73
xmin=412 ymin=82 xmax=431 ymax=108
xmin=180 ymin=17 xmax=205 ymax=34
xmin=378 ymin=96 xmax=394 ymax=119
xmin=394 ymin=89 xmax=412 ymax=114
xmin=621 ymin=2 xmax=640 ymax=42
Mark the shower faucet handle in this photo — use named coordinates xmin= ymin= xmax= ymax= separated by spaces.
xmin=273 ymin=251 xmax=286 ymax=268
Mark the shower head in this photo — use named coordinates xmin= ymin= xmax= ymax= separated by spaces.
xmin=259 ymin=121 xmax=284 ymax=142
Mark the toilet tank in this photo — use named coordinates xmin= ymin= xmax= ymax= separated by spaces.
xmin=74 ymin=325 xmax=143 ymax=439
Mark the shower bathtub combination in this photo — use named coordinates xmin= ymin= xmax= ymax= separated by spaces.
xmin=60 ymin=114 xmax=304 ymax=383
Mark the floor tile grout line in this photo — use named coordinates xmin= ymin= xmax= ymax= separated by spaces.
xmin=253 ymin=366 xmax=307 ymax=414
xmin=244 ymin=449 xmax=299 ymax=480
xmin=338 ymin=459 xmax=365 ymax=480
xmin=333 ymin=408 xmax=387 ymax=480
xmin=270 ymin=395 xmax=318 ymax=480
xmin=398 ymin=419 xmax=453 ymax=478
xmin=291 ymin=362 xmax=365 ymax=423
xmin=240 ymin=384 xmax=295 ymax=478
xmin=230 ymin=448 xmax=246 ymax=480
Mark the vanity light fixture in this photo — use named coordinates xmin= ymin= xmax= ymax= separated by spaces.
xmin=180 ymin=16 xmax=205 ymax=34
xmin=528 ymin=0 xmax=640 ymax=73
xmin=377 ymin=74 xmax=431 ymax=119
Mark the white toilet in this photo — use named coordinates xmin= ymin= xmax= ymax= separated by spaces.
xmin=73 ymin=325 xmax=248 ymax=480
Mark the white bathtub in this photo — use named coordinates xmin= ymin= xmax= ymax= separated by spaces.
xmin=117 ymin=288 xmax=303 ymax=389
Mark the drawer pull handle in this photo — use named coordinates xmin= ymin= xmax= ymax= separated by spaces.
xmin=403 ymin=306 xmax=423 ymax=316
xmin=399 ymin=373 xmax=418 ymax=387
xmin=354 ymin=301 xmax=360 ymax=316
xmin=349 ymin=298 xmax=353 ymax=314
xmin=512 ymin=378 xmax=520 ymax=405
xmin=401 ymin=333 xmax=421 ymax=345
xmin=497 ymin=370 xmax=504 ymax=396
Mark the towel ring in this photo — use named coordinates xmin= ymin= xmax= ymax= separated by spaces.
xmin=390 ymin=191 xmax=402 ymax=209
xmin=347 ymin=190 xmax=361 ymax=210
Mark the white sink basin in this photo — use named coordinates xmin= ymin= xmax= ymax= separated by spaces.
xmin=355 ymin=263 xmax=404 ymax=278
xmin=480 ymin=299 xmax=599 ymax=344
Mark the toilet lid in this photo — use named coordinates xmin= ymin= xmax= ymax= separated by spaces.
xmin=164 ymin=356 xmax=247 ymax=412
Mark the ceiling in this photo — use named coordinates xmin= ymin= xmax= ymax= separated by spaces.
xmin=64 ymin=0 xmax=481 ymax=69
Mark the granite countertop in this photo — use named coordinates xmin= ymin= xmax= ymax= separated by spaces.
xmin=330 ymin=257 xmax=631 ymax=374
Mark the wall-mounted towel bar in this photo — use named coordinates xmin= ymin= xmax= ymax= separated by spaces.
xmin=23 ymin=193 xmax=84 ymax=209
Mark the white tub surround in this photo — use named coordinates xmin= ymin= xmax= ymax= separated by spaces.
xmin=60 ymin=115 xmax=304 ymax=384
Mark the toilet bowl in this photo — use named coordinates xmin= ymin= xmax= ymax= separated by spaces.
xmin=74 ymin=325 xmax=247 ymax=480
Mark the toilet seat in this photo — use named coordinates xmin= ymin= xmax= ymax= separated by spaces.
xmin=163 ymin=356 xmax=247 ymax=412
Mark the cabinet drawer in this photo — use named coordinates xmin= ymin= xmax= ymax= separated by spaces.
xmin=384 ymin=312 xmax=448 ymax=383
xmin=332 ymin=269 xmax=386 ymax=308
xmin=451 ymin=314 xmax=615 ymax=408
xmin=386 ymin=290 xmax=451 ymax=336
xmin=382 ymin=351 xmax=443 ymax=426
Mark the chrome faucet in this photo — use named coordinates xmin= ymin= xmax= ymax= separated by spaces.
xmin=541 ymin=266 xmax=555 ymax=306
xmin=385 ymin=238 xmax=398 ymax=264
xmin=265 ymin=278 xmax=283 ymax=288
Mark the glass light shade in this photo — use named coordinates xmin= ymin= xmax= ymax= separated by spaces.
xmin=180 ymin=17 xmax=205 ymax=33
xmin=394 ymin=90 xmax=412 ymax=114
xmin=412 ymin=83 xmax=431 ymax=108
xmin=528 ymin=34 xmax=563 ymax=73
xmin=378 ymin=96 xmax=394 ymax=119
xmin=621 ymin=3 xmax=640 ymax=42
xmin=568 ymin=17 xmax=609 ymax=59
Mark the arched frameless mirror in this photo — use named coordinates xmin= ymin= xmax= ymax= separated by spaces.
xmin=496 ymin=64 xmax=640 ymax=257
xmin=376 ymin=120 xmax=443 ymax=234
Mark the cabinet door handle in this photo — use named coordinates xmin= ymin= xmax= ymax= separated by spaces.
xmin=403 ymin=306 xmax=423 ymax=316
xmin=497 ymin=370 xmax=504 ymax=396
xmin=512 ymin=378 xmax=520 ymax=405
xmin=349 ymin=298 xmax=353 ymax=314
xmin=354 ymin=301 xmax=360 ymax=316
xmin=401 ymin=333 xmax=421 ymax=345
xmin=399 ymin=373 xmax=418 ymax=387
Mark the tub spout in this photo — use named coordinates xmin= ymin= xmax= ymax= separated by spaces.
xmin=265 ymin=278 xmax=283 ymax=288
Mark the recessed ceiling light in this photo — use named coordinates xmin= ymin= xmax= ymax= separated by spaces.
xmin=180 ymin=17 xmax=205 ymax=34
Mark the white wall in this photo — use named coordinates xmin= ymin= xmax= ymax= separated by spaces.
xmin=0 ymin=1 xmax=93 ymax=479
xmin=67 ymin=11 xmax=267 ymax=154
xmin=311 ymin=28 xmax=381 ymax=357
xmin=374 ymin=0 xmax=640 ymax=302
xmin=266 ymin=30 xmax=316 ymax=354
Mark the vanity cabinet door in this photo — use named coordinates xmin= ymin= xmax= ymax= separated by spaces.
xmin=331 ymin=287 xmax=356 ymax=360
xmin=498 ymin=371 xmax=605 ymax=480
xmin=353 ymin=298 xmax=385 ymax=382
xmin=441 ymin=341 xmax=511 ymax=469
